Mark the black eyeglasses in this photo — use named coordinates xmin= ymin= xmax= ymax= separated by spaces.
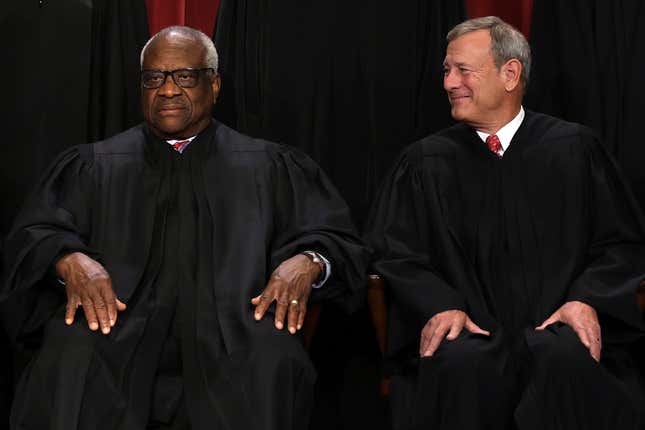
xmin=141 ymin=68 xmax=215 ymax=89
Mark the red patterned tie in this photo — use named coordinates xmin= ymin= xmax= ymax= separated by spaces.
xmin=172 ymin=140 xmax=190 ymax=153
xmin=486 ymin=134 xmax=502 ymax=157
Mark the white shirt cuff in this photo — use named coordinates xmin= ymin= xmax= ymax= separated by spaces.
xmin=307 ymin=251 xmax=331 ymax=289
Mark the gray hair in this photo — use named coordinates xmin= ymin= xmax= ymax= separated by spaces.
xmin=447 ymin=16 xmax=531 ymax=88
xmin=140 ymin=26 xmax=218 ymax=73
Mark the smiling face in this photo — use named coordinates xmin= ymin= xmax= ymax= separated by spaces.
xmin=141 ymin=34 xmax=221 ymax=140
xmin=443 ymin=29 xmax=509 ymax=132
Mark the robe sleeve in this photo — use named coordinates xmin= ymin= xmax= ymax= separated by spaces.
xmin=364 ymin=145 xmax=466 ymax=346
xmin=567 ymin=133 xmax=645 ymax=342
xmin=1 ymin=146 xmax=97 ymax=343
xmin=267 ymin=146 xmax=370 ymax=312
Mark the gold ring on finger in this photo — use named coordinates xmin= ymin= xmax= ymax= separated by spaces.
xmin=290 ymin=299 xmax=299 ymax=306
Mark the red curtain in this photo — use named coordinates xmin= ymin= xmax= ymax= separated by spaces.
xmin=466 ymin=0 xmax=533 ymax=38
xmin=145 ymin=0 xmax=220 ymax=37
xmin=146 ymin=1 xmax=532 ymax=39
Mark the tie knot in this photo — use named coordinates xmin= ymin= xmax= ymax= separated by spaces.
xmin=486 ymin=134 xmax=502 ymax=156
xmin=172 ymin=140 xmax=190 ymax=153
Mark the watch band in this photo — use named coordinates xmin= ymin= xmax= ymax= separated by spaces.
xmin=300 ymin=250 xmax=325 ymax=283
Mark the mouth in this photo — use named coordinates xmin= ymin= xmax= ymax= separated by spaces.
xmin=449 ymin=94 xmax=470 ymax=104
xmin=156 ymin=105 xmax=188 ymax=115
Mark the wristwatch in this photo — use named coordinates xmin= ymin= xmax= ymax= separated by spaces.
xmin=300 ymin=250 xmax=325 ymax=283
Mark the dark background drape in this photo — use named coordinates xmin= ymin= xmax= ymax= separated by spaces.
xmin=0 ymin=0 xmax=148 ymax=247
xmin=146 ymin=0 xmax=219 ymax=37
xmin=214 ymin=0 xmax=466 ymax=227
xmin=2 ymin=0 xmax=645 ymax=428
xmin=467 ymin=0 xmax=533 ymax=37
xmin=525 ymin=0 xmax=645 ymax=209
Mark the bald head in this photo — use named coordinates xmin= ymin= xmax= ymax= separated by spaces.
xmin=140 ymin=26 xmax=218 ymax=73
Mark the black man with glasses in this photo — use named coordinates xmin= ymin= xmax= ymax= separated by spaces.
xmin=1 ymin=26 xmax=368 ymax=430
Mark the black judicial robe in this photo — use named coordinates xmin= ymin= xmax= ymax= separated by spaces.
xmin=1 ymin=121 xmax=369 ymax=429
xmin=365 ymin=111 xmax=645 ymax=427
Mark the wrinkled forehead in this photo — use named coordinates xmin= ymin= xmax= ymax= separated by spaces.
xmin=444 ymin=30 xmax=493 ymax=65
xmin=143 ymin=35 xmax=206 ymax=70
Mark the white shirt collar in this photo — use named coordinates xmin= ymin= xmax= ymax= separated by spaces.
xmin=166 ymin=135 xmax=197 ymax=153
xmin=166 ymin=135 xmax=196 ymax=145
xmin=476 ymin=106 xmax=525 ymax=156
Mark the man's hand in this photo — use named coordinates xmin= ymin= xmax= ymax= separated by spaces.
xmin=56 ymin=252 xmax=127 ymax=335
xmin=536 ymin=300 xmax=601 ymax=362
xmin=420 ymin=309 xmax=490 ymax=357
xmin=251 ymin=254 xmax=321 ymax=334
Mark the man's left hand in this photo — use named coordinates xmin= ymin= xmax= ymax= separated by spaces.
xmin=251 ymin=254 xmax=321 ymax=334
xmin=536 ymin=300 xmax=601 ymax=362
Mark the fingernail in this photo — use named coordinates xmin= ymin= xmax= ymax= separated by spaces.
xmin=110 ymin=319 xmax=115 ymax=326
xmin=289 ymin=326 xmax=296 ymax=334
xmin=297 ymin=324 xmax=302 ymax=330
xmin=65 ymin=319 xmax=72 ymax=325
xmin=276 ymin=321 xmax=283 ymax=329
xmin=90 ymin=322 xmax=99 ymax=330
xmin=102 ymin=327 xmax=110 ymax=334
xmin=254 ymin=313 xmax=260 ymax=320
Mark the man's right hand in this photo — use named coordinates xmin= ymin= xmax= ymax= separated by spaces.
xmin=420 ymin=309 xmax=490 ymax=357
xmin=55 ymin=252 xmax=126 ymax=335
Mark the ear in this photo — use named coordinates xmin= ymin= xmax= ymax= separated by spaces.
xmin=501 ymin=59 xmax=522 ymax=92
xmin=211 ymin=74 xmax=222 ymax=103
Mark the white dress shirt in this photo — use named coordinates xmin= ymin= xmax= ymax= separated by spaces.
xmin=475 ymin=106 xmax=525 ymax=157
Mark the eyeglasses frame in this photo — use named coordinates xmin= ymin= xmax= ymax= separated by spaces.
xmin=140 ymin=67 xmax=216 ymax=89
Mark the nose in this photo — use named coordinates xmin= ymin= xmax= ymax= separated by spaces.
xmin=158 ymin=74 xmax=182 ymax=97
xmin=443 ymin=68 xmax=460 ymax=92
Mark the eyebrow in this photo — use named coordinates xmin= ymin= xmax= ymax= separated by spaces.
xmin=443 ymin=61 xmax=469 ymax=68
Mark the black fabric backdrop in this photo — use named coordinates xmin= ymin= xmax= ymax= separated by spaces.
xmin=0 ymin=1 xmax=148 ymax=426
xmin=526 ymin=0 xmax=645 ymax=211
xmin=0 ymin=0 xmax=148 ymax=245
xmin=214 ymin=0 xmax=467 ymax=225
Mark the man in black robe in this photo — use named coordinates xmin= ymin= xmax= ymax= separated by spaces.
xmin=365 ymin=16 xmax=645 ymax=430
xmin=1 ymin=26 xmax=369 ymax=430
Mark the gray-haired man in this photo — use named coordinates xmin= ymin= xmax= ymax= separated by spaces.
xmin=366 ymin=16 xmax=645 ymax=430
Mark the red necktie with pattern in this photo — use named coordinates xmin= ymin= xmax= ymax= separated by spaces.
xmin=486 ymin=134 xmax=502 ymax=157
xmin=171 ymin=140 xmax=190 ymax=154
